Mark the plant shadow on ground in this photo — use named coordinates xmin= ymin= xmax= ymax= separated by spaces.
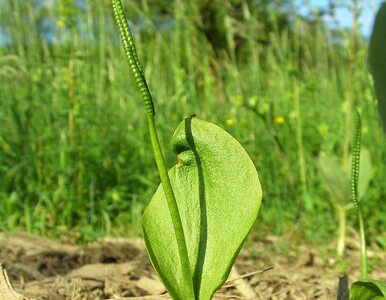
xmin=0 ymin=232 xmax=385 ymax=300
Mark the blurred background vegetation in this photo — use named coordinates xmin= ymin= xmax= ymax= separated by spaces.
xmin=0 ymin=0 xmax=385 ymax=247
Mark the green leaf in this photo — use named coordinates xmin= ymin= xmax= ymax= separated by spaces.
xmin=369 ymin=3 xmax=386 ymax=133
xmin=350 ymin=280 xmax=386 ymax=300
xmin=143 ymin=117 xmax=262 ymax=300
xmin=317 ymin=153 xmax=351 ymax=205
xmin=317 ymin=149 xmax=373 ymax=206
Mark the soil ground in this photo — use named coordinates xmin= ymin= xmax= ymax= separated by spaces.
xmin=0 ymin=232 xmax=385 ymax=300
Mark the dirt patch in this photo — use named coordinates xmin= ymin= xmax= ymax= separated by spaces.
xmin=0 ymin=232 xmax=385 ymax=299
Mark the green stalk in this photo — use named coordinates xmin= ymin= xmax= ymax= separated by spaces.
xmin=110 ymin=0 xmax=192 ymax=287
xmin=351 ymin=111 xmax=367 ymax=280
xmin=342 ymin=0 xmax=359 ymax=172
xmin=293 ymin=17 xmax=307 ymax=196
xmin=337 ymin=205 xmax=346 ymax=257
xmin=357 ymin=210 xmax=367 ymax=280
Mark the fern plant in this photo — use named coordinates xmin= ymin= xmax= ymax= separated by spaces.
xmin=110 ymin=1 xmax=262 ymax=299
xmin=349 ymin=112 xmax=386 ymax=299
xmin=344 ymin=4 xmax=386 ymax=298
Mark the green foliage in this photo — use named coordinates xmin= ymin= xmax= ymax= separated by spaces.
xmin=112 ymin=2 xmax=262 ymax=298
xmin=350 ymin=111 xmax=369 ymax=281
xmin=112 ymin=0 xmax=194 ymax=291
xmin=143 ymin=117 xmax=261 ymax=299
xmin=317 ymin=146 xmax=373 ymax=256
xmin=0 ymin=0 xmax=385 ymax=243
xmin=348 ymin=112 xmax=386 ymax=297
xmin=317 ymin=153 xmax=351 ymax=205
xmin=128 ymin=0 xmax=293 ymax=58
xmin=347 ymin=5 xmax=386 ymax=298
xmin=317 ymin=148 xmax=373 ymax=206
xmin=350 ymin=280 xmax=386 ymax=300
xmin=369 ymin=2 xmax=386 ymax=133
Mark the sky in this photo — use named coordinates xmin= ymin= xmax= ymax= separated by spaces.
xmin=296 ymin=0 xmax=384 ymax=37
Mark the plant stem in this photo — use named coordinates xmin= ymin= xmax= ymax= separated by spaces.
xmin=337 ymin=205 xmax=346 ymax=257
xmin=110 ymin=0 xmax=192 ymax=287
xmin=294 ymin=78 xmax=307 ymax=195
xmin=293 ymin=17 xmax=307 ymax=196
xmin=351 ymin=111 xmax=367 ymax=280
xmin=358 ymin=209 xmax=367 ymax=280
xmin=342 ymin=0 xmax=359 ymax=172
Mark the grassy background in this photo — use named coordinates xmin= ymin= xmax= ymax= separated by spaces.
xmin=0 ymin=0 xmax=385 ymax=246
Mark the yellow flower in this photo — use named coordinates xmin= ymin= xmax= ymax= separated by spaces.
xmin=112 ymin=190 xmax=120 ymax=202
xmin=225 ymin=118 xmax=235 ymax=127
xmin=274 ymin=116 xmax=285 ymax=124
xmin=57 ymin=20 xmax=65 ymax=28
xmin=247 ymin=96 xmax=257 ymax=108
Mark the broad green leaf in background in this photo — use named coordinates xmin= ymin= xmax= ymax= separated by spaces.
xmin=317 ymin=149 xmax=373 ymax=257
xmin=143 ymin=117 xmax=262 ymax=300
xmin=350 ymin=280 xmax=386 ymax=300
xmin=317 ymin=148 xmax=372 ymax=205
xmin=369 ymin=2 xmax=386 ymax=134
xmin=317 ymin=153 xmax=351 ymax=205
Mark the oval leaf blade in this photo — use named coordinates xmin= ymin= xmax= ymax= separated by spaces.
xmin=350 ymin=280 xmax=386 ymax=300
xmin=317 ymin=153 xmax=351 ymax=205
xmin=143 ymin=117 xmax=262 ymax=299
xmin=369 ymin=3 xmax=386 ymax=133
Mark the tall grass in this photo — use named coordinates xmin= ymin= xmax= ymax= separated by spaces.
xmin=0 ymin=0 xmax=384 ymax=243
